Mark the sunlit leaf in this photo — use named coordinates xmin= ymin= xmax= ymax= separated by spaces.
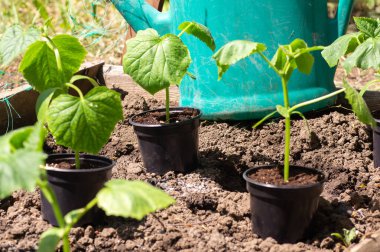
xmin=178 ymin=21 xmax=216 ymax=51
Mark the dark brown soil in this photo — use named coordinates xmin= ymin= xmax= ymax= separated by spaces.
xmin=248 ymin=166 xmax=321 ymax=186
xmin=1 ymin=92 xmax=380 ymax=252
xmin=47 ymin=160 xmax=103 ymax=170
xmin=132 ymin=108 xmax=199 ymax=125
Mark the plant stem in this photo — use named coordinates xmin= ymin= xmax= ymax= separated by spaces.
xmin=65 ymin=83 xmax=84 ymax=100
xmin=37 ymin=180 xmax=70 ymax=252
xmin=281 ymin=77 xmax=291 ymax=182
xmin=289 ymin=88 xmax=345 ymax=113
xmin=75 ymin=151 xmax=80 ymax=169
xmin=64 ymin=198 xmax=98 ymax=234
xmin=165 ymin=87 xmax=170 ymax=123
xmin=258 ymin=52 xmax=281 ymax=76
xmin=252 ymin=110 xmax=277 ymax=129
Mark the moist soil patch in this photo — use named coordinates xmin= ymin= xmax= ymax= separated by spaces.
xmin=132 ymin=108 xmax=199 ymax=125
xmin=1 ymin=93 xmax=380 ymax=251
xmin=248 ymin=167 xmax=321 ymax=186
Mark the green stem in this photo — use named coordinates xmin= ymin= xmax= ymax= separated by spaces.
xmin=165 ymin=87 xmax=170 ymax=123
xmin=37 ymin=180 xmax=70 ymax=252
xmin=360 ymin=79 xmax=380 ymax=96
xmin=252 ymin=110 xmax=277 ymax=129
xmin=178 ymin=23 xmax=193 ymax=37
xmin=281 ymin=77 xmax=291 ymax=182
xmin=289 ymin=88 xmax=345 ymax=113
xmin=65 ymin=83 xmax=84 ymax=100
xmin=44 ymin=36 xmax=63 ymax=75
xmin=75 ymin=151 xmax=80 ymax=169
xmin=63 ymin=198 xmax=98 ymax=234
xmin=258 ymin=52 xmax=281 ymax=76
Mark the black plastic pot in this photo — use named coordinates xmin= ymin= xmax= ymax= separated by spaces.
xmin=372 ymin=111 xmax=380 ymax=168
xmin=243 ymin=165 xmax=325 ymax=243
xmin=129 ymin=107 xmax=201 ymax=175
xmin=41 ymin=154 xmax=114 ymax=227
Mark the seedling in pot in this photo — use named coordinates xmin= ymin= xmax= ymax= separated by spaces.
xmin=5 ymin=33 xmax=176 ymax=251
xmin=19 ymin=33 xmax=123 ymax=169
xmin=123 ymin=21 xmax=215 ymax=123
xmin=322 ymin=17 xmax=380 ymax=124
xmin=213 ymin=37 xmax=375 ymax=181
xmin=0 ymin=123 xmax=175 ymax=252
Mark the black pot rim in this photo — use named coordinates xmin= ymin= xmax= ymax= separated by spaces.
xmin=45 ymin=153 xmax=114 ymax=173
xmin=243 ymin=165 xmax=325 ymax=189
xmin=129 ymin=107 xmax=202 ymax=128
xmin=372 ymin=110 xmax=380 ymax=123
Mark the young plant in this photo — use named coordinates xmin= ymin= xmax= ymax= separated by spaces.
xmin=19 ymin=33 xmax=123 ymax=169
xmin=213 ymin=39 xmax=375 ymax=182
xmin=331 ymin=228 xmax=357 ymax=247
xmin=322 ymin=16 xmax=380 ymax=125
xmin=0 ymin=123 xmax=175 ymax=252
xmin=122 ymin=21 xmax=215 ymax=123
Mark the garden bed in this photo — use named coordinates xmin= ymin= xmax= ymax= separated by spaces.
xmin=0 ymin=91 xmax=379 ymax=251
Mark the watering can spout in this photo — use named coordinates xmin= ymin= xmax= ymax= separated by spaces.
xmin=329 ymin=0 xmax=354 ymax=40
xmin=111 ymin=0 xmax=171 ymax=35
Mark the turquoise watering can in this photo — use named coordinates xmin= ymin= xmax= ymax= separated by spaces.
xmin=112 ymin=0 xmax=354 ymax=120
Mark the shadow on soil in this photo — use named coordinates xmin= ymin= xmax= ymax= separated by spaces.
xmin=197 ymin=148 xmax=277 ymax=193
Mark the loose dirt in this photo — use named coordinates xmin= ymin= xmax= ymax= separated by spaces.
xmin=1 ymin=92 xmax=380 ymax=252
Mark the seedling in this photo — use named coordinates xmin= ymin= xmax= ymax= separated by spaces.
xmin=123 ymin=21 xmax=215 ymax=123
xmin=322 ymin=16 xmax=380 ymax=125
xmin=213 ymin=38 xmax=374 ymax=182
xmin=0 ymin=123 xmax=175 ymax=252
xmin=19 ymin=33 xmax=123 ymax=169
xmin=331 ymin=228 xmax=357 ymax=247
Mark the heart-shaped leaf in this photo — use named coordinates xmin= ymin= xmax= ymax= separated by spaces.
xmin=354 ymin=17 xmax=380 ymax=38
xmin=37 ymin=227 xmax=64 ymax=252
xmin=97 ymin=180 xmax=175 ymax=220
xmin=123 ymin=29 xmax=191 ymax=95
xmin=0 ymin=124 xmax=46 ymax=199
xmin=343 ymin=80 xmax=376 ymax=127
xmin=212 ymin=40 xmax=267 ymax=80
xmin=19 ymin=34 xmax=87 ymax=92
xmin=46 ymin=86 xmax=123 ymax=153
xmin=178 ymin=21 xmax=216 ymax=51
xmin=321 ymin=32 xmax=361 ymax=67
xmin=343 ymin=37 xmax=380 ymax=72
xmin=0 ymin=25 xmax=40 ymax=67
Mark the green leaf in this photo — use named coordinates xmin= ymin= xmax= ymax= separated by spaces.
xmin=178 ymin=21 xmax=216 ymax=51
xmin=0 ymin=25 xmax=40 ymax=67
xmin=289 ymin=38 xmax=307 ymax=51
xmin=36 ymin=88 xmax=62 ymax=122
xmin=322 ymin=33 xmax=361 ymax=67
xmin=271 ymin=47 xmax=295 ymax=81
xmin=97 ymin=180 xmax=175 ymax=220
xmin=19 ymin=34 xmax=87 ymax=92
xmin=212 ymin=40 xmax=267 ymax=80
xmin=47 ymin=87 xmax=123 ymax=153
xmin=0 ymin=150 xmax=46 ymax=199
xmin=343 ymin=228 xmax=357 ymax=246
xmin=353 ymin=17 xmax=380 ymax=38
xmin=276 ymin=105 xmax=289 ymax=118
xmin=295 ymin=52 xmax=314 ymax=75
xmin=344 ymin=38 xmax=380 ymax=72
xmin=37 ymin=227 xmax=64 ymax=252
xmin=343 ymin=80 xmax=376 ymax=127
xmin=123 ymin=29 xmax=191 ymax=95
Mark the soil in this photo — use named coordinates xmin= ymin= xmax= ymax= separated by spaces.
xmin=247 ymin=166 xmax=322 ymax=186
xmin=132 ymin=108 xmax=199 ymax=125
xmin=47 ymin=161 xmax=103 ymax=170
xmin=1 ymin=92 xmax=380 ymax=252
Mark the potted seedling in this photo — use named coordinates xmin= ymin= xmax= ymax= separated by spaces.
xmin=213 ymin=38 xmax=374 ymax=243
xmin=322 ymin=16 xmax=380 ymax=166
xmin=0 ymin=123 xmax=175 ymax=252
xmin=123 ymin=21 xmax=215 ymax=174
xmin=18 ymin=33 xmax=123 ymax=226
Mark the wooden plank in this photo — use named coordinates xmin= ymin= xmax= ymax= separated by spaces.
xmin=103 ymin=64 xmax=179 ymax=102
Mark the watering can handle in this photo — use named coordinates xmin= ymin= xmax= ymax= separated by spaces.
xmin=112 ymin=0 xmax=171 ymax=35
xmin=336 ymin=0 xmax=355 ymax=36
